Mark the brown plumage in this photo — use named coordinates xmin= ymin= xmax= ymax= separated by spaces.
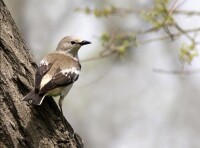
xmin=23 ymin=36 xmax=91 ymax=113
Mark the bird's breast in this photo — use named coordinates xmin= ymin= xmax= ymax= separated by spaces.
xmin=45 ymin=84 xmax=73 ymax=97
xmin=45 ymin=87 xmax=63 ymax=96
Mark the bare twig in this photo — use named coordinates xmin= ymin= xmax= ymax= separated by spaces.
xmin=130 ymin=27 xmax=200 ymax=47
xmin=169 ymin=0 xmax=186 ymax=15
xmin=174 ymin=23 xmax=195 ymax=43
xmin=113 ymin=8 xmax=200 ymax=17
xmin=153 ymin=68 xmax=200 ymax=75
xmin=82 ymin=27 xmax=200 ymax=62
xmin=174 ymin=10 xmax=200 ymax=16
xmin=81 ymin=52 xmax=114 ymax=62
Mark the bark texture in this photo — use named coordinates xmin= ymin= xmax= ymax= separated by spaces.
xmin=0 ymin=0 xmax=83 ymax=147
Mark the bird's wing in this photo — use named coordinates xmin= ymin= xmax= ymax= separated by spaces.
xmin=39 ymin=66 xmax=80 ymax=95
xmin=35 ymin=59 xmax=54 ymax=93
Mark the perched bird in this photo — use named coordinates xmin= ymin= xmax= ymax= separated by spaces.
xmin=23 ymin=36 xmax=91 ymax=114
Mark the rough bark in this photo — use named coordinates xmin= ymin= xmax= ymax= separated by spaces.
xmin=0 ymin=0 xmax=83 ymax=147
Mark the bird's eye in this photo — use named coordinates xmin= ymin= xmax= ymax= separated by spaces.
xmin=71 ymin=41 xmax=76 ymax=44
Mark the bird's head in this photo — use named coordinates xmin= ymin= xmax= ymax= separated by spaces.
xmin=56 ymin=36 xmax=91 ymax=57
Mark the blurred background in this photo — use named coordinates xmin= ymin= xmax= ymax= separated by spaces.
xmin=4 ymin=0 xmax=200 ymax=148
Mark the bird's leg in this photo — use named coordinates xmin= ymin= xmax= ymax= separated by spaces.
xmin=58 ymin=95 xmax=74 ymax=136
xmin=58 ymin=95 xmax=64 ymax=115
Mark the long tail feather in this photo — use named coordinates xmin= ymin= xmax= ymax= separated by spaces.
xmin=22 ymin=89 xmax=45 ymax=105
xmin=32 ymin=95 xmax=45 ymax=105
xmin=23 ymin=89 xmax=35 ymax=101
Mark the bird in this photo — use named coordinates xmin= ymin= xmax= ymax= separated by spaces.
xmin=23 ymin=36 xmax=91 ymax=114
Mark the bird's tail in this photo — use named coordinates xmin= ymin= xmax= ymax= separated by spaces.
xmin=22 ymin=89 xmax=45 ymax=105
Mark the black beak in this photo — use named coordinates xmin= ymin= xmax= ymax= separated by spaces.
xmin=79 ymin=40 xmax=91 ymax=46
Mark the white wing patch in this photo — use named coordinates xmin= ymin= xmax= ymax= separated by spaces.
xmin=38 ymin=59 xmax=51 ymax=88
xmin=61 ymin=67 xmax=80 ymax=76
xmin=40 ymin=59 xmax=48 ymax=66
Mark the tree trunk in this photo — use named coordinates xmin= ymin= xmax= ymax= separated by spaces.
xmin=0 ymin=0 xmax=83 ymax=147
